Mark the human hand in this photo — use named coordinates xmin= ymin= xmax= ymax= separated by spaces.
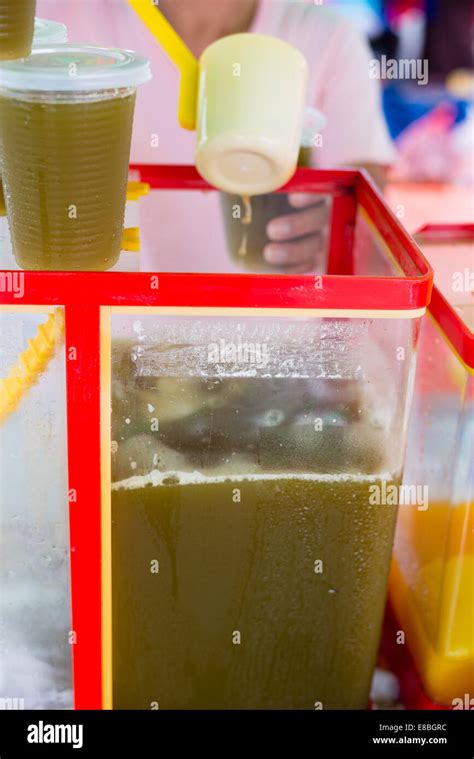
xmin=264 ymin=194 xmax=330 ymax=273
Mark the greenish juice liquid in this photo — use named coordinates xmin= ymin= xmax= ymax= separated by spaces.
xmin=0 ymin=90 xmax=135 ymax=270
xmin=0 ymin=0 xmax=36 ymax=61
xmin=112 ymin=473 xmax=398 ymax=710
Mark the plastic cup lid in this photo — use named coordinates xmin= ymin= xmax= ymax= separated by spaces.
xmin=34 ymin=18 xmax=68 ymax=46
xmin=0 ymin=45 xmax=152 ymax=91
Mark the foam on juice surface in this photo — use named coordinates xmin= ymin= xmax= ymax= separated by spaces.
xmin=112 ymin=468 xmax=394 ymax=491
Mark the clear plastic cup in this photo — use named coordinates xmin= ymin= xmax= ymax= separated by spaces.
xmin=33 ymin=17 xmax=68 ymax=46
xmin=0 ymin=18 xmax=68 ymax=217
xmin=220 ymin=109 xmax=327 ymax=272
xmin=220 ymin=146 xmax=313 ymax=272
xmin=0 ymin=0 xmax=36 ymax=61
xmin=0 ymin=45 xmax=151 ymax=270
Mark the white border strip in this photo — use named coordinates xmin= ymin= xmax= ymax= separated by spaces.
xmin=111 ymin=306 xmax=426 ymax=319
xmin=0 ymin=305 xmax=56 ymax=313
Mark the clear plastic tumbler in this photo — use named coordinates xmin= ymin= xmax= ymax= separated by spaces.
xmin=0 ymin=46 xmax=151 ymax=270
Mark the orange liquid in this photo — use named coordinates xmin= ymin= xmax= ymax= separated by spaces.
xmin=390 ymin=501 xmax=474 ymax=704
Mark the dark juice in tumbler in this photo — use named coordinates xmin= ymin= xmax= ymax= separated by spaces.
xmin=221 ymin=146 xmax=316 ymax=272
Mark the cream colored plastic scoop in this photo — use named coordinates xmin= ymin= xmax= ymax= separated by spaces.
xmin=128 ymin=1 xmax=310 ymax=194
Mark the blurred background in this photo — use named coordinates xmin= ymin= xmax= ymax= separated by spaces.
xmin=329 ymin=0 xmax=473 ymax=231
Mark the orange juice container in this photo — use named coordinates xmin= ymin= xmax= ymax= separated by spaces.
xmin=390 ymin=223 xmax=474 ymax=707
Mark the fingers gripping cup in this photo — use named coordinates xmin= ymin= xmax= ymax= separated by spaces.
xmin=0 ymin=18 xmax=68 ymax=217
xmin=195 ymin=34 xmax=308 ymax=195
xmin=0 ymin=0 xmax=36 ymax=61
xmin=0 ymin=45 xmax=151 ymax=270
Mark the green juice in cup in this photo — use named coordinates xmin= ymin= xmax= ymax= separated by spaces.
xmin=0 ymin=0 xmax=36 ymax=61
xmin=0 ymin=18 xmax=68 ymax=217
xmin=0 ymin=45 xmax=150 ymax=269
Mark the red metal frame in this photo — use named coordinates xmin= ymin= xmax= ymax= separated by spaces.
xmin=0 ymin=166 xmax=435 ymax=710
xmin=327 ymin=190 xmax=357 ymax=276
xmin=415 ymin=223 xmax=474 ymax=241
xmin=0 ymin=167 xmax=433 ymax=311
xmin=64 ymin=305 xmax=103 ymax=709
xmin=415 ymin=223 xmax=474 ymax=369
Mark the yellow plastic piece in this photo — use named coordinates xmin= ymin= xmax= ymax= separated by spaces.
xmin=123 ymin=182 xmax=149 ymax=251
xmin=126 ymin=181 xmax=150 ymax=202
xmin=121 ymin=227 xmax=140 ymax=253
xmin=390 ymin=501 xmax=474 ymax=704
xmin=0 ymin=308 xmax=64 ymax=424
xmin=128 ymin=0 xmax=198 ymax=130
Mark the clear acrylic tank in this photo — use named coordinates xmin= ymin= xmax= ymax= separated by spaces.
xmin=390 ymin=224 xmax=474 ymax=706
xmin=0 ymin=166 xmax=433 ymax=708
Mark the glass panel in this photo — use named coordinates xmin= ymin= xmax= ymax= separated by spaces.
xmin=109 ymin=310 xmax=418 ymax=709
xmin=352 ymin=210 xmax=403 ymax=278
xmin=0 ymin=309 xmax=73 ymax=709
xmin=392 ymin=313 xmax=474 ymax=704
xmin=138 ymin=188 xmax=332 ymax=274
xmin=416 ymin=235 xmax=474 ymax=324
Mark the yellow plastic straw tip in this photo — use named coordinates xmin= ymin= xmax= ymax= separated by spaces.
xmin=121 ymin=227 xmax=141 ymax=252
xmin=126 ymin=181 xmax=150 ymax=201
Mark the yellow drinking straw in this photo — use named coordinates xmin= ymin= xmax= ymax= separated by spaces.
xmin=0 ymin=308 xmax=64 ymax=424
xmin=128 ymin=0 xmax=199 ymax=130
